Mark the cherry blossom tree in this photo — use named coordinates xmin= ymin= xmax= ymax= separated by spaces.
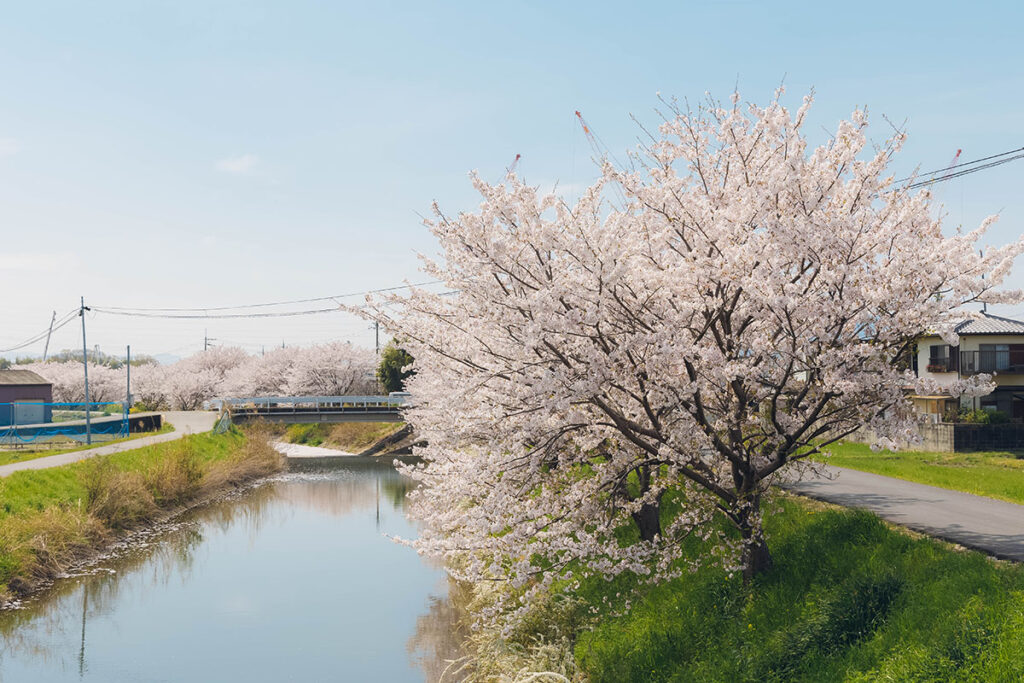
xmin=285 ymin=342 xmax=378 ymax=396
xmin=222 ymin=347 xmax=295 ymax=397
xmin=25 ymin=343 xmax=378 ymax=410
xmin=368 ymin=91 xmax=1024 ymax=612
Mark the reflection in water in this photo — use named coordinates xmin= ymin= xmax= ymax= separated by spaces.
xmin=0 ymin=457 xmax=461 ymax=682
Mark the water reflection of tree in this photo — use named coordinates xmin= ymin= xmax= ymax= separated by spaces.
xmin=408 ymin=578 xmax=472 ymax=683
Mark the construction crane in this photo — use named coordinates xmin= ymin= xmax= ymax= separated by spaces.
xmin=574 ymin=109 xmax=626 ymax=202
xmin=945 ymin=148 xmax=962 ymax=176
xmin=505 ymin=153 xmax=521 ymax=176
xmin=575 ymin=110 xmax=606 ymax=159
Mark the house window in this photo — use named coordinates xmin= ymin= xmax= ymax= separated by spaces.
xmin=977 ymin=344 xmax=1024 ymax=372
xmin=928 ymin=344 xmax=958 ymax=372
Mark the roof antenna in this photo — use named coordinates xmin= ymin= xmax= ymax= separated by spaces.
xmin=980 ymin=249 xmax=987 ymax=314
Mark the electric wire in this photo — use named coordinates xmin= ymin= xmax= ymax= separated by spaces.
xmin=0 ymin=309 xmax=79 ymax=353
xmin=894 ymin=145 xmax=1024 ymax=188
xmin=92 ymin=280 xmax=443 ymax=313
xmin=905 ymin=151 xmax=1024 ymax=190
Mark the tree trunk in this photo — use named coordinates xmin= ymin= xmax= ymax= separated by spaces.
xmin=741 ymin=534 xmax=773 ymax=583
xmin=736 ymin=495 xmax=772 ymax=583
xmin=632 ymin=501 xmax=662 ymax=542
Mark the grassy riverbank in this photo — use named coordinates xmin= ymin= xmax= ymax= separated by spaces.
xmin=0 ymin=424 xmax=175 ymax=467
xmin=282 ymin=422 xmax=404 ymax=453
xmin=0 ymin=427 xmax=282 ymax=603
xmin=466 ymin=495 xmax=1024 ymax=682
xmin=816 ymin=441 xmax=1024 ymax=504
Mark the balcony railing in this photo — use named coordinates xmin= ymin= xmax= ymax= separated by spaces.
xmin=925 ymin=356 xmax=956 ymax=373
xmin=960 ymin=350 xmax=1024 ymax=375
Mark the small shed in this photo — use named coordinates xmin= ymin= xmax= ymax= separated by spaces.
xmin=0 ymin=370 xmax=53 ymax=427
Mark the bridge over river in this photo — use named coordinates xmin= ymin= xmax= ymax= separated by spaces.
xmin=215 ymin=395 xmax=407 ymax=424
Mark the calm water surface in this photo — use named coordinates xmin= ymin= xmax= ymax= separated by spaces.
xmin=0 ymin=458 xmax=464 ymax=682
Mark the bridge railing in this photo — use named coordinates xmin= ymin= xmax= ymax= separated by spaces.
xmin=212 ymin=395 xmax=408 ymax=415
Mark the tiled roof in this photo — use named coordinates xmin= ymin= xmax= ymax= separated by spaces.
xmin=0 ymin=369 xmax=51 ymax=386
xmin=953 ymin=313 xmax=1024 ymax=335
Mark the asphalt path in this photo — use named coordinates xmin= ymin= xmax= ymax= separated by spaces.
xmin=0 ymin=411 xmax=218 ymax=478
xmin=783 ymin=465 xmax=1024 ymax=562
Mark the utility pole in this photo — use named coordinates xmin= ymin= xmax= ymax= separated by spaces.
xmin=980 ymin=249 xmax=988 ymax=314
xmin=374 ymin=321 xmax=380 ymax=354
xmin=79 ymin=297 xmax=91 ymax=445
xmin=125 ymin=345 xmax=131 ymax=410
xmin=42 ymin=310 xmax=56 ymax=361
xmin=204 ymin=329 xmax=216 ymax=351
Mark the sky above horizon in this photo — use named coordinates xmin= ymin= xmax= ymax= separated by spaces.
xmin=1 ymin=0 xmax=1022 ymax=361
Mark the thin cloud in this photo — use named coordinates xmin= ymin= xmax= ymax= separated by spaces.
xmin=215 ymin=153 xmax=259 ymax=174
xmin=0 ymin=252 xmax=78 ymax=273
xmin=0 ymin=138 xmax=20 ymax=156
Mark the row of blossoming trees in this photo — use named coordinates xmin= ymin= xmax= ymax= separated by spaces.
xmin=364 ymin=90 xmax=1024 ymax=622
xmin=18 ymin=342 xmax=378 ymax=410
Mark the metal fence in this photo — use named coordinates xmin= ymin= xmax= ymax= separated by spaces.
xmin=0 ymin=402 xmax=129 ymax=445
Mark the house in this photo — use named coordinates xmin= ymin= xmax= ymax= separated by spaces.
xmin=913 ymin=313 xmax=1024 ymax=421
xmin=0 ymin=370 xmax=53 ymax=427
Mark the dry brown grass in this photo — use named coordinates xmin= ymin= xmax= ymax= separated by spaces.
xmin=204 ymin=425 xmax=283 ymax=490
xmin=82 ymin=459 xmax=158 ymax=530
xmin=145 ymin=442 xmax=205 ymax=506
xmin=0 ymin=506 xmax=107 ymax=596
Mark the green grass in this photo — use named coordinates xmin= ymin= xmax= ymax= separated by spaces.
xmin=573 ymin=496 xmax=1024 ymax=682
xmin=0 ymin=424 xmax=174 ymax=467
xmin=814 ymin=441 xmax=1024 ymax=505
xmin=0 ymin=430 xmax=241 ymax=519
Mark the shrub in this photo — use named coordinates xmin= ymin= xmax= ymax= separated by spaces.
xmin=82 ymin=459 xmax=157 ymax=529
xmin=145 ymin=442 xmax=204 ymax=506
xmin=960 ymin=409 xmax=1011 ymax=424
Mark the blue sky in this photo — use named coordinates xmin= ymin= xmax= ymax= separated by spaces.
xmin=1 ymin=1 xmax=1022 ymax=358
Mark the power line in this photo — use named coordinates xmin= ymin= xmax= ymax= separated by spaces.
xmin=895 ymin=145 xmax=1024 ymax=189
xmin=92 ymin=280 xmax=444 ymax=313
xmin=0 ymin=309 xmax=79 ymax=353
xmin=89 ymin=306 xmax=346 ymax=320
xmin=906 ymin=151 xmax=1024 ymax=190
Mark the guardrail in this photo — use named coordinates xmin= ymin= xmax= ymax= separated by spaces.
xmin=214 ymin=395 xmax=409 ymax=423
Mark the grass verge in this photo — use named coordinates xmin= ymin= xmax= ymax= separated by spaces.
xmin=0 ymin=426 xmax=282 ymax=603
xmin=0 ymin=424 xmax=175 ymax=467
xmin=461 ymin=495 xmax=1024 ymax=682
xmin=283 ymin=422 xmax=404 ymax=453
xmin=815 ymin=440 xmax=1024 ymax=505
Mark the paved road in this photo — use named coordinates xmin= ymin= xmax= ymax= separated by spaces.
xmin=0 ymin=411 xmax=219 ymax=478
xmin=784 ymin=465 xmax=1024 ymax=562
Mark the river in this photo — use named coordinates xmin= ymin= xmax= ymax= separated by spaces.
xmin=0 ymin=457 xmax=465 ymax=682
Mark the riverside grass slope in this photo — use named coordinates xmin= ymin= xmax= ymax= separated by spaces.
xmin=0 ymin=427 xmax=282 ymax=603
xmin=466 ymin=495 xmax=1024 ymax=682
xmin=577 ymin=498 xmax=1024 ymax=682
